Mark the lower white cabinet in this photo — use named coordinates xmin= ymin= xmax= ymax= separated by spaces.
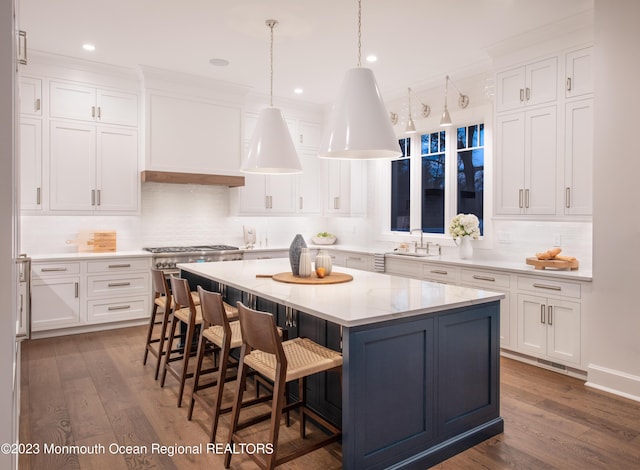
xmin=329 ymin=251 xmax=374 ymax=272
xmin=517 ymin=293 xmax=581 ymax=365
xmin=32 ymin=262 xmax=81 ymax=331
xmin=31 ymin=256 xmax=151 ymax=333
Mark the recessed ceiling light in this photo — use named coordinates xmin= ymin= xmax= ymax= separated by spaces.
xmin=294 ymin=88 xmax=303 ymax=94
xmin=366 ymin=54 xmax=377 ymax=63
xmin=209 ymin=58 xmax=230 ymax=67
xmin=82 ymin=44 xmax=95 ymax=51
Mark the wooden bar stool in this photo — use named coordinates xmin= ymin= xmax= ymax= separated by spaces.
xmin=143 ymin=269 xmax=201 ymax=380
xmin=224 ymin=302 xmax=343 ymax=470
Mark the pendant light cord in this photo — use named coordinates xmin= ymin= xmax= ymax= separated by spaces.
xmin=357 ymin=0 xmax=362 ymax=67
xmin=269 ymin=20 xmax=275 ymax=107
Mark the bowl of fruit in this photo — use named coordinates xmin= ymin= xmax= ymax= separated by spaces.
xmin=312 ymin=232 xmax=337 ymax=245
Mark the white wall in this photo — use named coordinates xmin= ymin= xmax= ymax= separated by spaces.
xmin=1 ymin=0 xmax=18 ymax=467
xmin=587 ymin=0 xmax=640 ymax=399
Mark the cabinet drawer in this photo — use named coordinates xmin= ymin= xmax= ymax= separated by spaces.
xmin=87 ymin=272 xmax=150 ymax=298
xmin=461 ymin=269 xmax=510 ymax=289
xmin=87 ymin=296 xmax=148 ymax=323
xmin=422 ymin=264 xmax=460 ymax=284
xmin=32 ymin=262 xmax=81 ymax=278
xmin=87 ymin=258 xmax=150 ymax=273
xmin=517 ymin=276 xmax=581 ymax=299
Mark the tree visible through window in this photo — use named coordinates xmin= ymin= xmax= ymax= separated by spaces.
xmin=456 ymin=124 xmax=484 ymax=234
xmin=390 ymin=138 xmax=411 ymax=232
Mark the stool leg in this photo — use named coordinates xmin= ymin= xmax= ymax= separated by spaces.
xmin=177 ymin=317 xmax=196 ymax=407
xmin=224 ymin=357 xmax=249 ymax=469
xmin=160 ymin=313 xmax=179 ymax=388
xmin=210 ymin=342 xmax=230 ymax=443
xmin=143 ymin=302 xmax=159 ymax=365
xmin=154 ymin=306 xmax=171 ymax=380
xmin=187 ymin=332 xmax=207 ymax=420
xmin=265 ymin=371 xmax=287 ymax=470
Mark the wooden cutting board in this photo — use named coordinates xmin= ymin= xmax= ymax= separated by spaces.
xmin=526 ymin=257 xmax=579 ymax=270
xmin=271 ymin=272 xmax=353 ymax=285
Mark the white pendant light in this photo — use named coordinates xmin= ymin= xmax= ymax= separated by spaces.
xmin=319 ymin=0 xmax=401 ymax=160
xmin=241 ymin=20 xmax=302 ymax=174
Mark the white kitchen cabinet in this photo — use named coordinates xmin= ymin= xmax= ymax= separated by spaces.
xmin=49 ymin=121 xmax=138 ymax=212
xmin=19 ymin=117 xmax=42 ymax=211
xmin=495 ymin=57 xmax=557 ymax=113
xmin=296 ymin=149 xmax=322 ymax=214
xmin=564 ymin=98 xmax=593 ymax=216
xmin=460 ymin=268 xmax=513 ymax=348
xmin=565 ymin=46 xmax=593 ymax=99
xmin=325 ymin=159 xmax=367 ymax=216
xmin=19 ymin=76 xmax=42 ymax=116
xmin=422 ymin=262 xmax=460 ymax=284
xmin=495 ymin=106 xmax=557 ymax=215
xmin=517 ymin=293 xmax=581 ymax=366
xmin=243 ymin=250 xmax=288 ymax=260
xmin=50 ymin=80 xmax=138 ymax=127
xmin=238 ymin=173 xmax=297 ymax=214
xmin=31 ymin=262 xmax=81 ymax=332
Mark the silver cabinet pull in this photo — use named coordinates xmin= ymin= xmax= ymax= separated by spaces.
xmin=533 ymin=283 xmax=562 ymax=291
xmin=299 ymin=134 xmax=303 ymax=144
xmin=91 ymin=189 xmax=96 ymax=206
xmin=349 ymin=256 xmax=362 ymax=261
xmin=519 ymin=189 xmax=524 ymax=208
xmin=566 ymin=77 xmax=572 ymax=91
xmin=107 ymin=282 xmax=131 ymax=287
xmin=525 ymin=189 xmax=530 ymax=208
xmin=525 ymin=87 xmax=531 ymax=101
xmin=96 ymin=106 xmax=101 ymax=119
xmin=108 ymin=305 xmax=131 ymax=311
xmin=96 ymin=189 xmax=101 ymax=206
xmin=18 ymin=30 xmax=28 ymax=65
xmin=35 ymin=98 xmax=41 ymax=111
xmin=41 ymin=267 xmax=67 ymax=272
xmin=430 ymin=269 xmax=448 ymax=275
xmin=333 ymin=196 xmax=340 ymax=210
xmin=472 ymin=274 xmax=495 ymax=282
xmin=108 ymin=263 xmax=131 ymax=268
xmin=565 ymin=187 xmax=571 ymax=209
xmin=299 ymin=196 xmax=303 ymax=210
xmin=540 ymin=304 xmax=546 ymax=324
xmin=74 ymin=282 xmax=79 ymax=298
xmin=548 ymin=305 xmax=553 ymax=326
xmin=91 ymin=106 xmax=96 ymax=118
xmin=36 ymin=187 xmax=41 ymax=205
xmin=519 ymin=88 xmax=524 ymax=102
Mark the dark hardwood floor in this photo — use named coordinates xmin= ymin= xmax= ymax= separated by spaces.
xmin=19 ymin=326 xmax=640 ymax=469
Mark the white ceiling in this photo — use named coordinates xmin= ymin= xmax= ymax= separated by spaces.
xmin=19 ymin=0 xmax=594 ymax=105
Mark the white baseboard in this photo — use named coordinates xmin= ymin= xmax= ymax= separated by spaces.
xmin=586 ymin=364 xmax=640 ymax=402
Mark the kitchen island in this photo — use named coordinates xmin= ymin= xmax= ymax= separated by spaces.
xmin=179 ymin=258 xmax=505 ymax=469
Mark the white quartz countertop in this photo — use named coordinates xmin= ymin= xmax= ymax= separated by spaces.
xmin=178 ymin=258 xmax=504 ymax=328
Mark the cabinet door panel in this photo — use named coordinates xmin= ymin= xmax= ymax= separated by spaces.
xmin=565 ymin=47 xmax=593 ymax=98
xmin=564 ymin=99 xmax=593 ymax=215
xmin=546 ymin=300 xmax=580 ymax=364
xmin=525 ymin=106 xmax=557 ymax=215
xmin=19 ymin=76 xmax=42 ymax=116
xmin=526 ymin=57 xmax=557 ymax=107
xmin=517 ymin=294 xmax=546 ymax=356
xmin=97 ymin=89 xmax=138 ymax=126
xmin=267 ymin=174 xmax=296 ymax=214
xmin=297 ymin=150 xmax=321 ymax=214
xmin=495 ymin=66 xmax=526 ymax=112
xmin=31 ymin=278 xmax=81 ymax=331
xmin=20 ymin=118 xmax=42 ymax=210
xmin=97 ymin=127 xmax=139 ymax=211
xmin=495 ymin=113 xmax=526 ymax=214
xmin=50 ymin=81 xmax=96 ymax=122
xmin=49 ymin=121 xmax=96 ymax=211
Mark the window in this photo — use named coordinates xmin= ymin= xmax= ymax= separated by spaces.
xmin=389 ymin=123 xmax=485 ymax=236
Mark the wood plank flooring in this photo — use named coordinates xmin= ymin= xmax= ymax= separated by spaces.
xmin=19 ymin=326 xmax=640 ymax=469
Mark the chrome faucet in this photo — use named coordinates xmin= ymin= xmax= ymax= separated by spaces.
xmin=410 ymin=228 xmax=425 ymax=252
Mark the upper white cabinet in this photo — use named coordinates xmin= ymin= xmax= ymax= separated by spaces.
xmin=324 ymin=159 xmax=367 ymax=216
xmin=49 ymin=121 xmax=138 ymax=212
xmin=495 ymin=106 xmax=557 ymax=216
xmin=50 ymin=80 xmax=138 ymax=127
xmin=564 ymin=99 xmax=593 ymax=216
xmin=495 ymin=57 xmax=558 ymax=113
xmin=565 ymin=46 xmax=593 ymax=99
xmin=19 ymin=118 xmax=42 ymax=211
xmin=19 ymin=76 xmax=42 ymax=116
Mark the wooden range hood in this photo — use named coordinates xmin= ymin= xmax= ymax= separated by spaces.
xmin=141 ymin=170 xmax=245 ymax=187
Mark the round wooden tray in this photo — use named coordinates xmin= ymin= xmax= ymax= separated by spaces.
xmin=271 ymin=271 xmax=353 ymax=285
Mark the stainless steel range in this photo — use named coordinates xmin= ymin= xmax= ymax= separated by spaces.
xmin=144 ymin=245 xmax=242 ymax=274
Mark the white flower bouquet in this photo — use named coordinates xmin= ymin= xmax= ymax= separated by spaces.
xmin=449 ymin=213 xmax=480 ymax=239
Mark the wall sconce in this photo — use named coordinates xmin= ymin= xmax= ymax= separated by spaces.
xmin=405 ymin=88 xmax=417 ymax=134
xmin=421 ymin=103 xmax=431 ymax=118
xmin=390 ymin=112 xmax=398 ymax=125
xmin=440 ymin=75 xmax=470 ymax=127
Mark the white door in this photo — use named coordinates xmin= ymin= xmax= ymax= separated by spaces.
xmin=546 ymin=299 xmax=581 ymax=364
xmin=495 ymin=112 xmax=526 ymax=215
xmin=517 ymin=293 xmax=547 ymax=356
xmin=49 ymin=121 xmax=96 ymax=211
xmin=19 ymin=76 xmax=42 ymax=116
xmin=96 ymin=127 xmax=139 ymax=211
xmin=297 ymin=150 xmax=321 ymax=214
xmin=267 ymin=174 xmax=296 ymax=214
xmin=97 ymin=89 xmax=138 ymax=127
xmin=565 ymin=47 xmax=593 ymax=98
xmin=31 ymin=277 xmax=81 ymax=331
xmin=50 ymin=80 xmax=96 ymax=122
xmin=495 ymin=66 xmax=526 ymax=112
xmin=19 ymin=118 xmax=42 ymax=210
xmin=525 ymin=57 xmax=558 ymax=107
